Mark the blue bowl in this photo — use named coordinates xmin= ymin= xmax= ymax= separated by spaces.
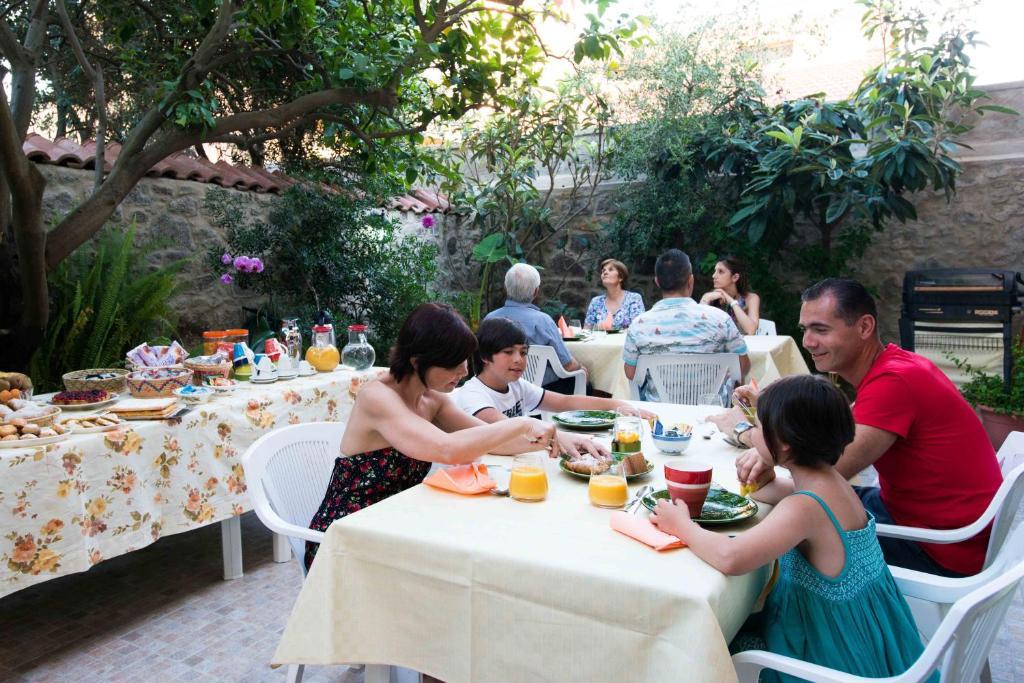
xmin=653 ymin=420 xmax=693 ymax=453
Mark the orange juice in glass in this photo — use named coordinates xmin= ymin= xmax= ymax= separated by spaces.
xmin=509 ymin=454 xmax=548 ymax=502
xmin=613 ymin=416 xmax=643 ymax=453
xmin=589 ymin=462 xmax=628 ymax=508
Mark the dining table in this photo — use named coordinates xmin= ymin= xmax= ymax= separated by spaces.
xmin=273 ymin=402 xmax=777 ymax=683
xmin=564 ymin=332 xmax=810 ymax=399
xmin=0 ymin=368 xmax=375 ymax=599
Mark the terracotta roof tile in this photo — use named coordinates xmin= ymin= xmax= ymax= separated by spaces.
xmin=22 ymin=133 xmax=449 ymax=208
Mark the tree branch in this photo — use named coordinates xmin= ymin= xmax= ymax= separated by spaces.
xmin=9 ymin=0 xmax=48 ymax=136
xmin=55 ymin=0 xmax=107 ymax=191
xmin=0 ymin=16 xmax=27 ymax=65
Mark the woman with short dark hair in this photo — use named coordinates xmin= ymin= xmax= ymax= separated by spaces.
xmin=699 ymin=256 xmax=762 ymax=334
xmin=305 ymin=303 xmax=556 ymax=569
xmin=584 ymin=258 xmax=645 ymax=330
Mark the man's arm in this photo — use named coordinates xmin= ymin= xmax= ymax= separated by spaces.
xmin=738 ymin=353 xmax=750 ymax=377
xmin=624 ymin=362 xmax=637 ymax=380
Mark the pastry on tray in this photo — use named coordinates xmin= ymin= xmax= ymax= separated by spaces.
xmin=52 ymin=389 xmax=110 ymax=405
xmin=562 ymin=453 xmax=612 ymax=475
xmin=619 ymin=452 xmax=650 ymax=476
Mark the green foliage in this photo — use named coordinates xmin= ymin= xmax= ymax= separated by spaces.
xmin=206 ymin=185 xmax=439 ymax=358
xmin=602 ymin=4 xmax=1016 ymax=337
xmin=29 ymin=226 xmax=186 ymax=392
xmin=436 ymin=76 xmax=615 ymax=318
xmin=954 ymin=341 xmax=1024 ymax=417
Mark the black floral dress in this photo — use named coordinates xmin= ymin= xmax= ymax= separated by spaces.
xmin=305 ymin=447 xmax=431 ymax=570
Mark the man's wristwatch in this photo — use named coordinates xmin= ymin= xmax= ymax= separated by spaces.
xmin=733 ymin=420 xmax=755 ymax=446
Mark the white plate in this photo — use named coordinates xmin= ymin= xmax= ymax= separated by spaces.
xmin=0 ymin=433 xmax=70 ymax=448
xmin=62 ymin=418 xmax=125 ymax=434
xmin=250 ymin=378 xmax=278 ymax=384
xmin=48 ymin=396 xmax=118 ymax=411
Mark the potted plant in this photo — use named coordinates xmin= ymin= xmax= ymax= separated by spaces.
xmin=954 ymin=337 xmax=1024 ymax=450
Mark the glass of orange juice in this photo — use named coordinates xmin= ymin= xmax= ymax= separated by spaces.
xmin=509 ymin=454 xmax=548 ymax=502
xmin=589 ymin=461 xmax=628 ymax=508
xmin=613 ymin=415 xmax=643 ymax=453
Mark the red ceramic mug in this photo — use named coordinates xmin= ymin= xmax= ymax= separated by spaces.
xmin=664 ymin=461 xmax=713 ymax=517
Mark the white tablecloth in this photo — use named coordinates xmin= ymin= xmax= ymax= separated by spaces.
xmin=274 ymin=403 xmax=773 ymax=682
xmin=0 ymin=369 xmax=369 ymax=598
xmin=565 ymin=333 xmax=810 ymax=399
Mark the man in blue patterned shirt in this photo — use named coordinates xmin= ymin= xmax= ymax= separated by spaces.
xmin=623 ymin=249 xmax=749 ymax=401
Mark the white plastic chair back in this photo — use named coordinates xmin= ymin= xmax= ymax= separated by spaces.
xmin=983 ymin=460 xmax=1024 ymax=568
xmin=756 ymin=318 xmax=777 ymax=335
xmin=242 ymin=422 xmax=346 ymax=575
xmin=630 ymin=353 xmax=741 ymax=405
xmin=995 ymin=430 xmax=1024 ymax=475
xmin=524 ymin=344 xmax=585 ymax=395
xmin=732 ymin=522 xmax=1024 ymax=683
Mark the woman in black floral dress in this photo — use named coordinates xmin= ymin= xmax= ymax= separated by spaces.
xmin=306 ymin=303 xmax=558 ymax=569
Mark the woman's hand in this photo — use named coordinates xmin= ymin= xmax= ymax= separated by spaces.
xmin=732 ymin=382 xmax=760 ymax=409
xmin=650 ymin=498 xmax=694 ymax=538
xmin=612 ymin=404 xmax=658 ymax=422
xmin=517 ymin=418 xmax=558 ymax=458
xmin=556 ymin=432 xmax=610 ymax=458
xmin=700 ymin=290 xmax=723 ymax=305
xmin=706 ymin=405 xmax=746 ymax=436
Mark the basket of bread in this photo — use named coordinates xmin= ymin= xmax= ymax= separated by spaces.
xmin=126 ymin=367 xmax=193 ymax=398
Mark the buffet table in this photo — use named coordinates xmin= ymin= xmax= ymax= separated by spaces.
xmin=0 ymin=370 xmax=367 ymax=599
xmin=566 ymin=333 xmax=810 ymax=399
xmin=274 ymin=402 xmax=773 ymax=683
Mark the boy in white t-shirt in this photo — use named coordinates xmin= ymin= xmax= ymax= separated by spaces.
xmin=456 ymin=317 xmax=656 ymax=457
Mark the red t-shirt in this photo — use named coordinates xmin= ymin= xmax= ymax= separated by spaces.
xmin=853 ymin=344 xmax=1002 ymax=575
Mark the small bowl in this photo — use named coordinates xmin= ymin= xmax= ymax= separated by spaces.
xmin=652 ymin=420 xmax=693 ymax=454
xmin=173 ymin=385 xmax=214 ymax=404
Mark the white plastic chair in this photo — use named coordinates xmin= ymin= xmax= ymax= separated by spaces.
xmin=756 ymin=318 xmax=777 ymax=335
xmin=732 ymin=522 xmax=1024 ymax=683
xmin=629 ymin=353 xmax=741 ymax=404
xmin=242 ymin=422 xmax=345 ymax=683
xmin=875 ymin=461 xmax=1024 ymax=573
xmin=523 ymin=344 xmax=585 ymax=395
xmin=995 ymin=430 xmax=1024 ymax=475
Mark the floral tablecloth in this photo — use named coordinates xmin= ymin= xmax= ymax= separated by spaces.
xmin=0 ymin=370 xmax=368 ymax=598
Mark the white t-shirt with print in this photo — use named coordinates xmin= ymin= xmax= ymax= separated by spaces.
xmin=455 ymin=376 xmax=545 ymax=418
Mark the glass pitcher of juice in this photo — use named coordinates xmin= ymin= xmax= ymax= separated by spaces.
xmin=589 ymin=461 xmax=628 ymax=508
xmin=612 ymin=416 xmax=643 ymax=453
xmin=508 ymin=453 xmax=548 ymax=502
xmin=305 ymin=324 xmax=340 ymax=372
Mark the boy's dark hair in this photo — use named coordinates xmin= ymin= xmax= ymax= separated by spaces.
xmin=655 ymin=249 xmax=692 ymax=292
xmin=801 ymin=278 xmax=877 ymax=326
xmin=389 ymin=303 xmax=477 ymax=383
xmin=473 ymin=317 xmax=527 ymax=374
xmin=757 ymin=375 xmax=855 ymax=468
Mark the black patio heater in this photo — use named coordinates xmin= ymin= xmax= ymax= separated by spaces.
xmin=899 ymin=268 xmax=1023 ymax=388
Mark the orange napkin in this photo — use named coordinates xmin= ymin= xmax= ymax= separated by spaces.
xmin=610 ymin=511 xmax=686 ymax=551
xmin=557 ymin=316 xmax=573 ymax=338
xmin=424 ymin=463 xmax=496 ymax=495
xmin=599 ymin=312 xmax=614 ymax=330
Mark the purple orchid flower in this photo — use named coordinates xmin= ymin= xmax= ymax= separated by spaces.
xmin=221 ymin=252 xmax=232 ymax=265
xmin=421 ymin=215 xmax=436 ymax=229
xmin=220 ymin=273 xmax=234 ymax=285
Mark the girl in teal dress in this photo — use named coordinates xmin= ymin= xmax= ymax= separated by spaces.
xmin=651 ymin=375 xmax=934 ymax=682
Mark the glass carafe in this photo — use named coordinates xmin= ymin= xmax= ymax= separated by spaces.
xmin=341 ymin=324 xmax=375 ymax=371
xmin=280 ymin=317 xmax=302 ymax=363
xmin=305 ymin=324 xmax=340 ymax=372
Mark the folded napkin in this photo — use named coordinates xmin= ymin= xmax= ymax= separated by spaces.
xmin=610 ymin=511 xmax=685 ymax=551
xmin=424 ymin=463 xmax=496 ymax=495
xmin=557 ymin=315 xmax=572 ymax=338
xmin=599 ymin=312 xmax=614 ymax=331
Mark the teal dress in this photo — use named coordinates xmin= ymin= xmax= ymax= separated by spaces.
xmin=753 ymin=491 xmax=935 ymax=682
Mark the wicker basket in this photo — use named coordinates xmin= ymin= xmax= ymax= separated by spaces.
xmin=62 ymin=368 xmax=130 ymax=393
xmin=183 ymin=358 xmax=232 ymax=386
xmin=127 ymin=369 xmax=193 ymax=398
xmin=24 ymin=406 xmax=61 ymax=427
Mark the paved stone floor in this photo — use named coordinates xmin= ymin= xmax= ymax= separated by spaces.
xmin=1 ymin=511 xmax=1021 ymax=682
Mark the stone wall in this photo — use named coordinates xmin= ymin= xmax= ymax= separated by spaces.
xmin=38 ymin=165 xmax=273 ymax=342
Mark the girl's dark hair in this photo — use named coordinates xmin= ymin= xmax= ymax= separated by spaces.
xmin=757 ymin=375 xmax=855 ymax=468
xmin=389 ymin=303 xmax=477 ymax=383
xmin=718 ymin=256 xmax=751 ymax=296
xmin=473 ymin=317 xmax=527 ymax=374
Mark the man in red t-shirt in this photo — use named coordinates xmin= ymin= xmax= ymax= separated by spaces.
xmin=712 ymin=278 xmax=1002 ymax=576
